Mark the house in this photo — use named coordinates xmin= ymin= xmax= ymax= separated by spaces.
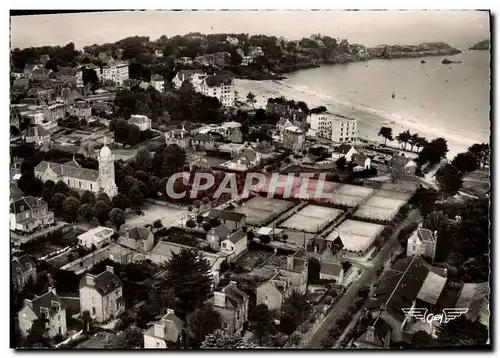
xmin=10 ymin=196 xmax=55 ymax=233
xmin=101 ymin=61 xmax=129 ymax=87
xmin=206 ymin=224 xmax=231 ymax=251
xmin=72 ymin=100 xmax=92 ymax=119
xmin=352 ymin=153 xmax=371 ymax=171
xmin=209 ymin=209 xmax=246 ymax=231
xmin=230 ymin=128 xmax=243 ymax=143
xmin=12 ymin=255 xmax=37 ymax=292
xmin=25 ymin=126 xmax=51 ymax=146
xmin=34 ymin=142 xmax=118 ymax=197
xmin=389 ymin=155 xmax=417 ymax=179
xmin=256 ymin=227 xmax=284 ymax=241
xmin=57 ymin=66 xmax=83 ymax=87
xmin=36 ymin=89 xmax=54 ymax=103
xmin=280 ymin=249 xmax=308 ymax=294
xmin=281 ymin=123 xmax=305 ymax=153
xmin=154 ymin=49 xmax=163 ymax=58
xmin=256 ymin=270 xmax=292 ymax=317
xmin=200 ymin=73 xmax=235 ymax=107
xmin=18 ymin=287 xmax=67 ymax=338
xmin=406 ymin=224 xmax=437 ymax=262
xmin=118 ymin=227 xmax=155 ymax=252
xmin=42 ymin=102 xmax=67 ymax=123
xmin=79 ymin=266 xmax=124 ymax=323
xmin=336 ymin=144 xmax=358 ymax=162
xmin=32 ymin=67 xmax=52 ymax=81
xmin=353 ymin=318 xmax=392 ymax=349
xmin=241 ymin=56 xmax=254 ymax=66
xmin=206 ymin=281 xmax=249 ymax=333
xmin=78 ymin=226 xmax=114 ymax=249
xmin=150 ymin=74 xmax=165 ymax=92
xmin=143 ymin=309 xmax=185 ymax=349
xmin=366 ymin=255 xmax=448 ymax=342
xmin=172 ymin=70 xmax=206 ymax=90
xmin=177 ymin=57 xmax=194 ymax=66
xmin=319 ymin=262 xmax=344 ymax=283
xmin=226 ymin=36 xmax=239 ymax=46
xmin=165 ymin=127 xmax=190 ymax=149
xmin=220 ymin=148 xmax=262 ymax=172
xmin=129 ymin=114 xmax=152 ymax=131
xmin=248 ymin=46 xmax=264 ymax=58
xmin=192 ymin=133 xmax=216 ymax=151
xmin=220 ymin=229 xmax=248 ymax=262
xmin=307 ymin=236 xmax=344 ymax=284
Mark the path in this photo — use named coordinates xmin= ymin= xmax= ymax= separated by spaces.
xmin=302 ymin=209 xmax=420 ymax=348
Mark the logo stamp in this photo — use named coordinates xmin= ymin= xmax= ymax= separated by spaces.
xmin=402 ymin=308 xmax=469 ymax=326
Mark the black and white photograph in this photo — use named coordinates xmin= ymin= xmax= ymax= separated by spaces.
xmin=8 ymin=9 xmax=491 ymax=350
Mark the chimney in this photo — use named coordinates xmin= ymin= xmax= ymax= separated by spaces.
xmin=214 ymin=291 xmax=226 ymax=308
xmin=106 ymin=265 xmax=114 ymax=274
xmin=154 ymin=323 xmax=165 ymax=338
xmin=86 ymin=274 xmax=95 ymax=286
xmin=418 ymin=222 xmax=423 ymax=228
xmin=125 ymin=228 xmax=130 ymax=238
xmin=166 ymin=308 xmax=175 ymax=316
xmin=48 ymin=286 xmax=56 ymax=295
xmin=23 ymin=298 xmax=32 ymax=308
xmin=433 ymin=230 xmax=438 ymax=239
xmin=229 ymin=281 xmax=237 ymax=287
xmin=366 ymin=326 xmax=375 ymax=342
xmin=286 ymin=256 xmax=294 ymax=271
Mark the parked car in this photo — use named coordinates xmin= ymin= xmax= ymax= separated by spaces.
xmin=134 ymin=210 xmax=145 ymax=216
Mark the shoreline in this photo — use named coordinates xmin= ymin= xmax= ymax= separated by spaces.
xmin=234 ymin=77 xmax=480 ymax=159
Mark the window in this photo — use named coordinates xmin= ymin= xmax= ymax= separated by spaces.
xmin=90 ymin=183 xmax=93 ymax=190
xmin=92 ymin=307 xmax=96 ymax=315
xmin=222 ymin=243 xmax=226 ymax=248
xmin=412 ymin=246 xmax=416 ymax=251
xmin=58 ymin=314 xmax=61 ymax=322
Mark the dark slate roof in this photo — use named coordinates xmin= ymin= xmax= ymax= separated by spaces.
xmin=145 ymin=311 xmax=185 ymax=342
xmin=223 ymin=282 xmax=248 ymax=308
xmin=417 ymin=228 xmax=435 ymax=242
xmin=10 ymin=196 xmax=46 ymax=214
xmin=331 ymin=236 xmax=344 ymax=256
xmin=58 ymin=66 xmax=80 ymax=76
xmin=74 ymin=101 xmax=91 ymax=109
xmin=389 ymin=155 xmax=411 ymax=168
xmin=129 ymin=226 xmax=151 ymax=241
xmin=204 ymin=74 xmax=233 ymax=88
xmin=367 ymin=255 xmax=439 ymax=321
xmin=209 ymin=208 xmax=246 ymax=222
xmin=79 ymin=270 xmax=122 ymax=296
xmin=209 ymin=224 xmax=230 ymax=239
xmin=34 ymin=161 xmax=99 ymax=182
xmin=26 ymin=290 xmax=65 ymax=318
xmin=226 ymin=229 xmax=247 ymax=244
xmin=352 ymin=153 xmax=368 ymax=166
xmin=338 ymin=144 xmax=354 ymax=155
xmin=12 ymin=255 xmax=36 ymax=274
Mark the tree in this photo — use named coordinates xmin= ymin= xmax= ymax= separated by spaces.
xmin=106 ymin=327 xmax=144 ymax=349
xmin=53 ymin=180 xmax=70 ymax=195
xmin=164 ymin=248 xmax=213 ymax=315
xmin=109 ymin=208 xmax=126 ymax=231
xmin=467 ymin=143 xmax=489 ymax=168
xmin=423 ymin=210 xmax=447 ymax=232
xmin=308 ymin=257 xmax=321 ymax=283
xmin=62 ymin=196 xmax=81 ymax=222
xmin=452 ymin=152 xmax=480 ymax=173
xmin=396 ymin=130 xmax=411 ymax=150
xmin=81 ymin=190 xmax=96 ymax=205
xmin=129 ymin=184 xmax=145 ymax=209
xmin=96 ymin=192 xmax=112 ymax=206
xmin=408 ymin=133 xmax=420 ymax=152
xmin=50 ymin=192 xmax=67 ymax=214
xmin=79 ymin=203 xmax=94 ymax=222
xmin=27 ymin=316 xmax=49 ymax=346
xmin=249 ymin=304 xmax=276 ymax=344
xmin=17 ymin=171 xmax=43 ymax=197
xmin=378 ymin=126 xmax=393 ymax=146
xmin=259 ymin=235 xmax=271 ymax=244
xmin=410 ymin=330 xmax=436 ymax=348
xmin=437 ymin=316 xmax=488 ymax=346
xmin=246 ymin=92 xmax=257 ymax=109
xmin=188 ymin=305 xmax=222 ymax=346
xmin=201 ymin=329 xmax=253 ymax=348
xmin=416 ymin=137 xmax=428 ymax=152
xmin=336 ymin=156 xmax=346 ymax=170
xmin=153 ymin=219 xmax=163 ymax=230
xmin=281 ymin=291 xmax=312 ymax=334
xmin=112 ymin=193 xmax=131 ymax=210
xmin=93 ymin=201 xmax=112 ymax=225
xmin=435 ymin=164 xmax=464 ymax=198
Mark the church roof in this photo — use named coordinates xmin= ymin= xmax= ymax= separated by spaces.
xmin=34 ymin=161 xmax=99 ymax=182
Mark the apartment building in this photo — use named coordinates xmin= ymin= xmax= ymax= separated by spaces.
xmin=199 ymin=74 xmax=235 ymax=107
xmin=101 ymin=61 xmax=129 ymax=87
xmin=308 ymin=112 xmax=358 ymax=144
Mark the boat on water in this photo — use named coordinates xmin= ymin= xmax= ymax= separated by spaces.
xmin=391 ymin=90 xmax=395 ymax=99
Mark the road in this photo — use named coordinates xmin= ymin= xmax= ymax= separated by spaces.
xmin=302 ymin=209 xmax=420 ymax=348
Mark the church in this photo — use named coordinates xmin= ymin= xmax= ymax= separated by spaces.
xmin=34 ymin=143 xmax=118 ymax=197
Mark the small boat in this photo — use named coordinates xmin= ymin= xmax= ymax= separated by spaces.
xmin=392 ymin=91 xmax=395 ymax=99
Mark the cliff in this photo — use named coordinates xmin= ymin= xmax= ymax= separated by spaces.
xmin=469 ymin=39 xmax=490 ymax=50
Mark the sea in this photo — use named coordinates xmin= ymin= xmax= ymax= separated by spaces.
xmin=235 ymin=50 xmax=490 ymax=158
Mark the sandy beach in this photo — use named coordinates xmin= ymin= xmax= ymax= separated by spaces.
xmin=234 ymin=78 xmax=475 ymax=159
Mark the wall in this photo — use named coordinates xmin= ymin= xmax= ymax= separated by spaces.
xmin=144 ymin=334 xmax=167 ymax=349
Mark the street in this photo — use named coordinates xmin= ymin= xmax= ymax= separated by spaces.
xmin=303 ymin=209 xmax=420 ymax=348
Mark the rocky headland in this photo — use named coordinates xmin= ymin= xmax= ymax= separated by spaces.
xmin=469 ymin=39 xmax=490 ymax=50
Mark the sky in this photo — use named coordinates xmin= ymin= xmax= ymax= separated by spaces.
xmin=10 ymin=10 xmax=490 ymax=50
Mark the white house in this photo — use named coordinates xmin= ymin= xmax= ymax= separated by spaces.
xmin=101 ymin=61 xmax=129 ymax=87
xmin=172 ymin=70 xmax=206 ymax=90
xmin=406 ymin=225 xmax=437 ymax=262
xmin=220 ymin=229 xmax=248 ymax=262
xmin=199 ymin=74 xmax=235 ymax=107
xmin=129 ymin=114 xmax=152 ymax=131
xmin=332 ymin=144 xmax=358 ymax=162
xmin=150 ymin=74 xmax=165 ymax=92
xmin=78 ymin=226 xmax=114 ymax=249
xmin=143 ymin=309 xmax=185 ymax=348
xmin=352 ymin=153 xmax=371 ymax=171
